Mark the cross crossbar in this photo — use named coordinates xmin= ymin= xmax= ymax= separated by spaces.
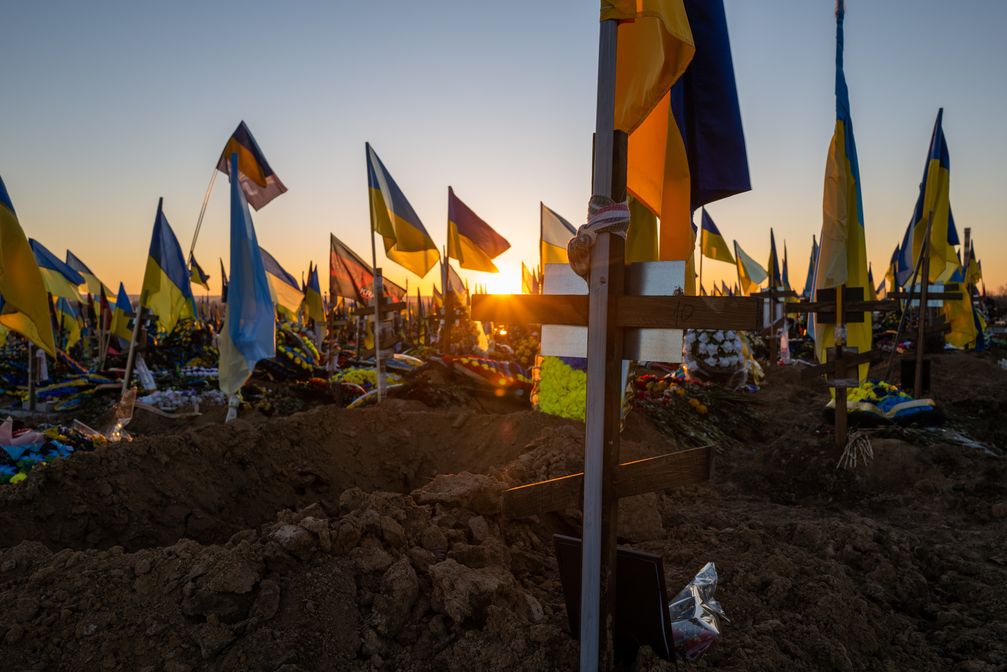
xmin=502 ymin=446 xmax=712 ymax=519
xmin=471 ymin=294 xmax=764 ymax=331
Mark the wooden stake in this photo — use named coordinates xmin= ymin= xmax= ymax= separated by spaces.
xmin=27 ymin=343 xmax=36 ymax=412
xmin=834 ymin=285 xmax=847 ymax=453
xmin=914 ymin=212 xmax=933 ymax=400
xmin=121 ymin=305 xmax=145 ymax=398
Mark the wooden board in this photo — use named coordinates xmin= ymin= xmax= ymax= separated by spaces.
xmin=617 ymin=296 xmax=763 ymax=331
xmin=502 ymin=446 xmax=712 ymax=519
xmin=472 ymin=294 xmax=764 ymax=332
xmin=471 ymin=294 xmax=588 ymax=326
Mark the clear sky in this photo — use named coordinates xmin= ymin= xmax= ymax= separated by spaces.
xmin=2 ymin=0 xmax=1005 ymax=297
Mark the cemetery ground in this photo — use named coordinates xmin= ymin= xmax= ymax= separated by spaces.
xmin=0 ymin=351 xmax=1004 ymax=671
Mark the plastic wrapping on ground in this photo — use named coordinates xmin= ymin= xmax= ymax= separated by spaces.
xmin=668 ymin=562 xmax=725 ymax=662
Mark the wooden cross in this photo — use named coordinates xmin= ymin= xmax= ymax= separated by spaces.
xmin=788 ymin=286 xmax=892 ymax=450
xmin=751 ymin=286 xmax=799 ymax=366
xmin=474 ymin=253 xmax=762 ymax=671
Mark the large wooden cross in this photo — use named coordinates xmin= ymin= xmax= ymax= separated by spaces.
xmin=473 ymin=266 xmax=763 ymax=670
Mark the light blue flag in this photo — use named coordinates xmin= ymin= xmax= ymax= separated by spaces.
xmin=219 ymin=152 xmax=275 ymax=398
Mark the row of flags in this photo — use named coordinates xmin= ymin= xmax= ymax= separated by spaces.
xmin=0 ymin=0 xmax=989 ymax=395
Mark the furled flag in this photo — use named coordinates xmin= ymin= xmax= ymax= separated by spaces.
xmin=866 ymin=264 xmax=877 ymax=301
xmin=540 ymin=203 xmax=577 ymax=266
xmin=216 ymin=121 xmax=287 ymax=211
xmin=721 ymin=280 xmax=730 ymax=297
xmin=897 ymin=109 xmax=956 ymax=284
xmin=30 ymin=240 xmax=84 ymax=304
xmin=219 ymin=258 xmax=229 ymax=303
xmin=218 ymin=153 xmax=275 ymax=397
xmin=521 ymin=262 xmax=539 ymax=295
xmin=446 ymin=263 xmax=467 ymax=303
xmin=0 ymin=178 xmax=56 ymax=355
xmin=305 ymin=262 xmax=324 ymax=324
xmin=189 ymin=254 xmax=211 ymax=291
xmin=366 ymin=143 xmax=440 ymax=278
xmin=110 ymin=282 xmax=134 ymax=342
xmin=260 ymin=247 xmax=304 ymax=319
xmin=884 ymin=245 xmax=898 ymax=295
xmin=802 ymin=235 xmax=819 ymax=299
xmin=55 ymin=298 xmax=82 ymax=350
xmin=965 ymin=247 xmax=982 ymax=287
xmin=766 ymin=229 xmax=782 ymax=289
xmin=733 ymin=241 xmax=766 ymax=297
xmin=66 ymin=250 xmax=113 ymax=301
xmin=699 ymin=208 xmax=735 ymax=264
xmin=140 ymin=199 xmax=196 ymax=333
xmin=781 ymin=242 xmax=792 ymax=293
xmin=447 ymin=187 xmax=510 ymax=272
xmin=813 ymin=0 xmax=871 ymax=379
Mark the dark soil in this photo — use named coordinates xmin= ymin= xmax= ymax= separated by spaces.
xmin=0 ymin=352 xmax=1004 ymax=671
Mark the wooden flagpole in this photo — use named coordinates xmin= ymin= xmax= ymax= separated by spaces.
xmin=367 ymin=168 xmax=384 ymax=403
xmin=914 ymin=212 xmax=934 ymax=400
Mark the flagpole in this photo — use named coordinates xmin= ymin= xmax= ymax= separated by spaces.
xmin=27 ymin=343 xmax=36 ymax=412
xmin=367 ymin=169 xmax=384 ymax=403
xmin=581 ymin=17 xmax=619 ymax=672
xmin=187 ymin=167 xmax=218 ymax=261
xmin=441 ymin=246 xmax=452 ymax=353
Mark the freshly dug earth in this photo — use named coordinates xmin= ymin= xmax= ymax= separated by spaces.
xmin=0 ymin=352 xmax=1004 ymax=671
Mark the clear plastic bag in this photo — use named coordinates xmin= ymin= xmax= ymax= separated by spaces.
xmin=668 ymin=562 xmax=726 ymax=661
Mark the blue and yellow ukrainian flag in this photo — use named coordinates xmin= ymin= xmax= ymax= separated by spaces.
xmin=189 ymin=254 xmax=211 ymax=291
xmin=259 ymin=248 xmax=304 ymax=319
xmin=219 ymin=152 xmax=276 ymax=396
xmin=608 ymin=0 xmax=693 ymax=261
xmin=900 ymin=109 xmax=955 ymax=283
xmin=965 ymin=247 xmax=982 ymax=287
xmin=699 ymin=209 xmax=735 ymax=264
xmin=217 ymin=121 xmax=287 ymax=211
xmin=446 ymin=187 xmax=510 ymax=273
xmin=0 ymin=178 xmax=56 ymax=356
xmin=305 ymin=262 xmax=324 ymax=324
xmin=30 ymin=239 xmax=84 ymax=304
xmin=140 ymin=199 xmax=196 ymax=334
xmin=66 ymin=250 xmax=113 ymax=302
xmin=733 ymin=241 xmax=766 ymax=297
xmin=366 ymin=143 xmax=440 ymax=278
xmin=540 ymin=203 xmax=577 ymax=266
xmin=110 ymin=282 xmax=134 ymax=342
xmin=55 ymin=298 xmax=82 ymax=350
xmin=813 ymin=0 xmax=871 ymax=379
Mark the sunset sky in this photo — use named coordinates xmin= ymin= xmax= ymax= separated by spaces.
xmin=2 ymin=0 xmax=1005 ymax=297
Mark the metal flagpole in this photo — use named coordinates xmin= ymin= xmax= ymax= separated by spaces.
xmin=581 ymin=17 xmax=618 ymax=672
xmin=187 ymin=168 xmax=219 ymax=261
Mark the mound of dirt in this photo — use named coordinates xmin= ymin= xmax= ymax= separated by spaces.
xmin=0 ymin=352 xmax=1004 ymax=671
